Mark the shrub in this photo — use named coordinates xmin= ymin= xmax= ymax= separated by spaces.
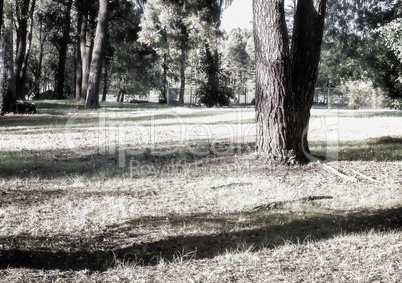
xmin=196 ymin=82 xmax=233 ymax=107
xmin=196 ymin=50 xmax=233 ymax=107
xmin=337 ymin=80 xmax=387 ymax=109
xmin=387 ymin=98 xmax=402 ymax=110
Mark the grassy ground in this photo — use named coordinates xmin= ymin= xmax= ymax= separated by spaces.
xmin=0 ymin=100 xmax=401 ymax=282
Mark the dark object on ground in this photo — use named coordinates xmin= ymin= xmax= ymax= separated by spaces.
xmin=130 ymin=99 xmax=149 ymax=104
xmin=12 ymin=100 xmax=37 ymax=114
xmin=32 ymin=90 xmax=54 ymax=100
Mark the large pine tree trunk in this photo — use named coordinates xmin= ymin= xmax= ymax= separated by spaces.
xmin=85 ymin=0 xmax=108 ymax=109
xmin=253 ymin=0 xmax=326 ymax=165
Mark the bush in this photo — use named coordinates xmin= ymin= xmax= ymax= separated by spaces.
xmin=387 ymin=98 xmax=402 ymax=110
xmin=196 ymin=50 xmax=233 ymax=107
xmin=338 ymin=80 xmax=387 ymax=109
xmin=196 ymin=82 xmax=233 ymax=107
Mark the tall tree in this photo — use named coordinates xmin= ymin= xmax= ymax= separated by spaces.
xmin=29 ymin=14 xmax=47 ymax=99
xmin=85 ymin=0 xmax=109 ymax=109
xmin=253 ymin=0 xmax=327 ymax=165
xmin=54 ymin=0 xmax=73 ymax=99
xmin=76 ymin=0 xmax=96 ymax=103
xmin=14 ymin=0 xmax=36 ymax=100
xmin=0 ymin=0 xmax=3 ymax=36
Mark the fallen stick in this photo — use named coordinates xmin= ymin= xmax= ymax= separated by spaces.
xmin=252 ymin=195 xmax=333 ymax=211
xmin=350 ymin=169 xmax=381 ymax=183
xmin=320 ymin=162 xmax=357 ymax=182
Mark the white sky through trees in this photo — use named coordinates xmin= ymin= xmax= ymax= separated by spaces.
xmin=221 ymin=0 xmax=292 ymax=32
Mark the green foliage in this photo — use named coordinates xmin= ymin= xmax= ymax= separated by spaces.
xmin=337 ymin=80 xmax=387 ymax=109
xmin=108 ymin=2 xmax=156 ymax=98
xmin=196 ymin=81 xmax=233 ymax=107
xmin=387 ymin=98 xmax=402 ymax=110
xmin=224 ymin=28 xmax=251 ymax=69
xmin=376 ymin=18 xmax=402 ymax=62
xmin=318 ymin=0 xmax=402 ymax=102
xmin=362 ymin=35 xmax=402 ymax=100
xmin=196 ymin=50 xmax=233 ymax=107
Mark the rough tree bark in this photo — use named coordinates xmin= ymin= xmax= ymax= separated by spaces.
xmin=291 ymin=0 xmax=327 ymax=154
xmin=85 ymin=0 xmax=109 ymax=109
xmin=253 ymin=0 xmax=326 ymax=165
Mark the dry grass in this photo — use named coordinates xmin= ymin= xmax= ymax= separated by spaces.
xmin=0 ymin=102 xmax=401 ymax=282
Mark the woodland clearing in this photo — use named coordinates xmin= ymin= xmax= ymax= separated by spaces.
xmin=0 ymin=101 xmax=401 ymax=282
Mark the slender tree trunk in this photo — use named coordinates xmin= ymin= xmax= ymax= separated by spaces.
xmin=80 ymin=11 xmax=94 ymax=103
xmin=55 ymin=0 xmax=73 ymax=99
xmin=75 ymin=7 xmax=83 ymax=101
xmin=253 ymin=0 xmax=326 ymax=165
xmin=0 ymin=0 xmax=3 ymax=36
xmin=85 ymin=0 xmax=108 ymax=109
xmin=179 ymin=38 xmax=187 ymax=105
xmin=163 ymin=53 xmax=168 ymax=101
xmin=33 ymin=18 xmax=46 ymax=100
xmin=153 ymin=54 xmax=165 ymax=102
xmin=15 ymin=0 xmax=35 ymax=100
xmin=101 ymin=57 xmax=109 ymax=102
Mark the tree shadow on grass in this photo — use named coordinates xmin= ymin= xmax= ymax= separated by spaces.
xmin=338 ymin=136 xmax=402 ymax=162
xmin=310 ymin=136 xmax=402 ymax=162
xmin=0 ymin=142 xmax=256 ymax=179
xmin=1 ymin=206 xmax=401 ymax=271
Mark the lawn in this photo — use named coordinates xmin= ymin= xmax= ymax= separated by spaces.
xmin=0 ymin=100 xmax=401 ymax=282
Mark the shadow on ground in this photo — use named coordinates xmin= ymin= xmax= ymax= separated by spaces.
xmin=310 ymin=136 xmax=402 ymax=162
xmin=0 ymin=142 xmax=256 ymax=179
xmin=1 ymin=207 xmax=401 ymax=271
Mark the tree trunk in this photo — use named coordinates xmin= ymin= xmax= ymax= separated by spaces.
xmin=101 ymin=57 xmax=109 ymax=102
xmin=33 ymin=17 xmax=46 ymax=100
xmin=179 ymin=38 xmax=187 ymax=105
xmin=0 ymin=0 xmax=3 ymax=36
xmin=75 ymin=6 xmax=83 ymax=101
xmin=291 ymin=0 xmax=327 ymax=154
xmin=153 ymin=53 xmax=166 ymax=102
xmin=55 ymin=0 xmax=73 ymax=100
xmin=14 ymin=0 xmax=35 ymax=100
xmin=85 ymin=0 xmax=108 ymax=109
xmin=80 ymin=11 xmax=95 ymax=103
xmin=1 ymin=29 xmax=15 ymax=113
xmin=253 ymin=0 xmax=327 ymax=165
